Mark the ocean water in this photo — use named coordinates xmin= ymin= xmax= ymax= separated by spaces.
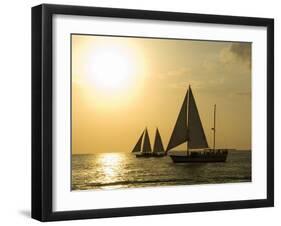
xmin=72 ymin=150 xmax=251 ymax=190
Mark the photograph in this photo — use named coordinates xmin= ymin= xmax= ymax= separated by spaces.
xmin=30 ymin=3 xmax=274 ymax=222
xmin=71 ymin=34 xmax=252 ymax=191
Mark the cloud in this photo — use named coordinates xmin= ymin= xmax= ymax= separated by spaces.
xmin=157 ymin=67 xmax=191 ymax=80
xmin=158 ymin=63 xmax=232 ymax=92
xmin=230 ymin=43 xmax=251 ymax=62
xmin=156 ymin=67 xmax=207 ymax=90
xmin=168 ymin=80 xmax=203 ymax=90
xmin=236 ymin=91 xmax=251 ymax=97
xmin=220 ymin=43 xmax=251 ymax=69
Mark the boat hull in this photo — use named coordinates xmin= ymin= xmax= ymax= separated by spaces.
xmin=135 ymin=152 xmax=166 ymax=158
xmin=170 ymin=150 xmax=228 ymax=163
xmin=152 ymin=153 xmax=165 ymax=157
xmin=136 ymin=153 xmax=153 ymax=158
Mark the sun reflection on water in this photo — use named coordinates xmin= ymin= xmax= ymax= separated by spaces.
xmin=96 ymin=153 xmax=124 ymax=188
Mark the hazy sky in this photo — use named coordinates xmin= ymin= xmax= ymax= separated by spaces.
xmin=72 ymin=34 xmax=251 ymax=154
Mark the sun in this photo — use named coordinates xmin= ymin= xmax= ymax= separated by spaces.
xmin=87 ymin=45 xmax=137 ymax=94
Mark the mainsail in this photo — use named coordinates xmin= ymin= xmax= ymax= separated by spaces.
xmin=166 ymin=86 xmax=209 ymax=152
xmin=142 ymin=129 xmax=152 ymax=153
xmin=166 ymin=90 xmax=188 ymax=151
xmin=131 ymin=130 xmax=144 ymax=153
xmin=153 ymin=128 xmax=165 ymax=153
xmin=188 ymin=88 xmax=209 ymax=149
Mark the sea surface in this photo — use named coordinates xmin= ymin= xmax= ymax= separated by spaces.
xmin=72 ymin=150 xmax=251 ymax=190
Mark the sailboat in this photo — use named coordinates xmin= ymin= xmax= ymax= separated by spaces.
xmin=131 ymin=130 xmax=145 ymax=154
xmin=133 ymin=128 xmax=153 ymax=157
xmin=152 ymin=128 xmax=165 ymax=157
xmin=166 ymin=85 xmax=228 ymax=163
xmin=132 ymin=128 xmax=165 ymax=157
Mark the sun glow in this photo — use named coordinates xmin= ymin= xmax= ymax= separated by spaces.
xmin=72 ymin=36 xmax=147 ymax=110
xmin=87 ymin=45 xmax=139 ymax=95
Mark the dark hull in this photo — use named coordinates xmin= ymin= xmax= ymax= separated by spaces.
xmin=170 ymin=150 xmax=228 ymax=163
xmin=136 ymin=153 xmax=153 ymax=158
xmin=152 ymin=152 xmax=165 ymax=157
xmin=136 ymin=152 xmax=165 ymax=158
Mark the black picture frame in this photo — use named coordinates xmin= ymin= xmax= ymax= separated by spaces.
xmin=32 ymin=3 xmax=274 ymax=222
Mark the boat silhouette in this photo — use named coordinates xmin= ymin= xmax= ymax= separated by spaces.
xmin=166 ymin=85 xmax=228 ymax=163
xmin=132 ymin=128 xmax=165 ymax=157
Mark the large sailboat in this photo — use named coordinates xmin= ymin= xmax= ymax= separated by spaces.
xmin=132 ymin=128 xmax=165 ymax=157
xmin=166 ymin=85 xmax=228 ymax=163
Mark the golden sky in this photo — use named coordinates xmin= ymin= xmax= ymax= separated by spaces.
xmin=72 ymin=34 xmax=251 ymax=154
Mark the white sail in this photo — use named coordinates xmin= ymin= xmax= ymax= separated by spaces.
xmin=132 ymin=130 xmax=144 ymax=153
xmin=142 ymin=129 xmax=152 ymax=153
xmin=188 ymin=87 xmax=209 ymax=149
xmin=166 ymin=91 xmax=188 ymax=151
xmin=153 ymin=128 xmax=165 ymax=153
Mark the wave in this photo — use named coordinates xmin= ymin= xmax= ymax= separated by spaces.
xmin=87 ymin=178 xmax=194 ymax=187
xmin=85 ymin=176 xmax=251 ymax=188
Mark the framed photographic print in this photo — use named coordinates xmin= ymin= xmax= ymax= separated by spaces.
xmin=32 ymin=4 xmax=274 ymax=221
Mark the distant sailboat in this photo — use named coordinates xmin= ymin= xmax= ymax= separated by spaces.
xmin=166 ymin=85 xmax=228 ymax=163
xmin=152 ymin=128 xmax=165 ymax=157
xmin=132 ymin=128 xmax=165 ymax=158
xmin=133 ymin=128 xmax=153 ymax=157
xmin=131 ymin=130 xmax=144 ymax=153
xmin=142 ymin=129 xmax=152 ymax=154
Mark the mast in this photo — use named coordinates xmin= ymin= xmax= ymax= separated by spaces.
xmin=187 ymin=86 xmax=190 ymax=155
xmin=166 ymin=90 xmax=188 ymax=153
xmin=142 ymin=128 xmax=152 ymax=153
xmin=187 ymin=85 xmax=209 ymax=150
xmin=153 ymin=128 xmax=165 ymax=153
xmin=213 ymin=104 xmax=216 ymax=150
xmin=166 ymin=85 xmax=208 ymax=153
